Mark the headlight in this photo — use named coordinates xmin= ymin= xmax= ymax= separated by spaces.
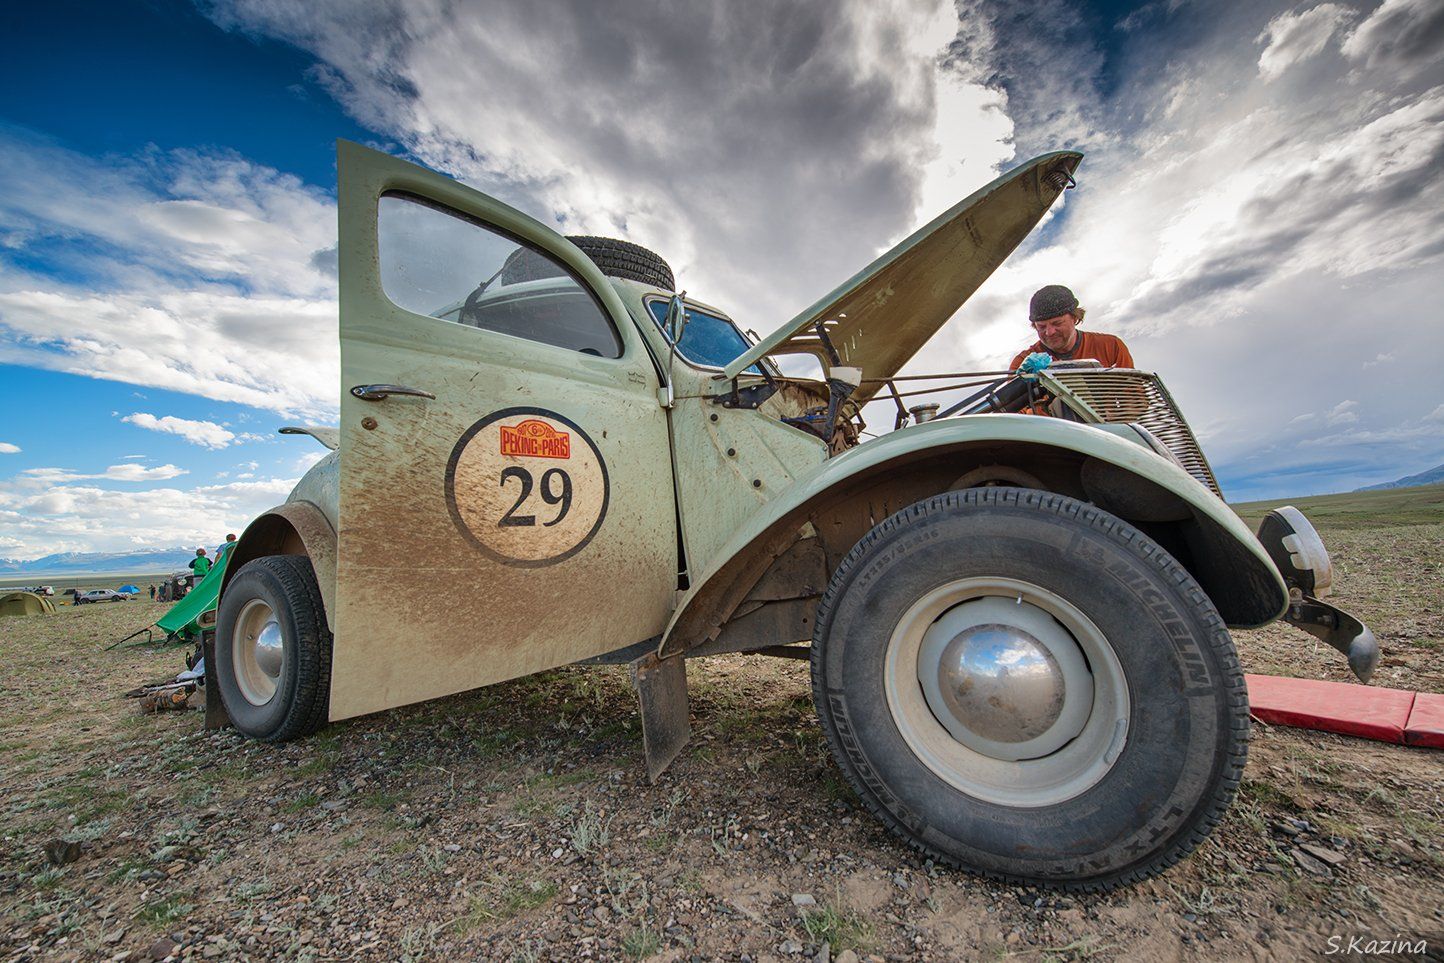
xmin=1257 ymin=506 xmax=1333 ymax=598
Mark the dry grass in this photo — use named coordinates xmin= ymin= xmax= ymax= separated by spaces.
xmin=2 ymin=499 xmax=1442 ymax=960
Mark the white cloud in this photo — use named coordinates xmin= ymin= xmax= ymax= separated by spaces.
xmin=21 ymin=463 xmax=189 ymax=482
xmin=1325 ymin=400 xmax=1360 ymax=426
xmin=0 ymin=442 xmax=19 ymax=454
xmin=863 ymin=0 xmax=1444 ymax=499
xmin=0 ymin=473 xmax=297 ymax=560
xmin=1340 ymin=0 xmax=1444 ymax=72
xmin=292 ymin=450 xmax=326 ymax=474
xmin=0 ymin=131 xmax=339 ymax=419
xmin=122 ymin=412 xmax=237 ymax=449
xmin=1256 ymin=4 xmax=1352 ymax=80
xmin=205 ymin=0 xmax=1012 ymax=330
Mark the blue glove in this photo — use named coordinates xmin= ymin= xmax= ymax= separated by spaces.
xmin=1017 ymin=352 xmax=1052 ymax=376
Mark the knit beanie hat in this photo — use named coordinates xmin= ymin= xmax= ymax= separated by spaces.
xmin=1029 ymin=285 xmax=1079 ymax=322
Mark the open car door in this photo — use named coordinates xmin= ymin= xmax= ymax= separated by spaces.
xmin=329 ymin=141 xmax=677 ymax=720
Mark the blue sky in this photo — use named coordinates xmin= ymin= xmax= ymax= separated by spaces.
xmin=3 ymin=0 xmax=370 ymax=186
xmin=2 ymin=0 xmax=1441 ymax=558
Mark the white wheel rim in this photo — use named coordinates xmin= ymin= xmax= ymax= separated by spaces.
xmin=884 ymin=576 xmax=1130 ymax=807
xmin=233 ymin=598 xmax=284 ymax=706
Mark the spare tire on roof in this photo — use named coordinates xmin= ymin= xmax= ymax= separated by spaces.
xmin=498 ymin=235 xmax=675 ymax=291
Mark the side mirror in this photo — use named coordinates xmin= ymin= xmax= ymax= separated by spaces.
xmin=664 ymin=293 xmax=689 ymax=345
xmin=659 ymin=292 xmax=688 ymax=410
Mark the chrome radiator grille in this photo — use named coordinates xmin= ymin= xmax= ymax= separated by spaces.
xmin=1046 ymin=369 xmax=1223 ymax=498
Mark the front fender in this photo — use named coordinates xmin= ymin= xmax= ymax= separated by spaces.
xmin=659 ymin=414 xmax=1287 ymax=657
xmin=220 ymin=501 xmax=339 ymax=632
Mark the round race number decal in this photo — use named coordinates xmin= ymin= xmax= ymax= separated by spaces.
xmin=445 ymin=407 xmax=609 ymax=567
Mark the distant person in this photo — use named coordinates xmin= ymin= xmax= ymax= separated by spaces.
xmin=189 ymin=548 xmax=212 ymax=580
xmin=149 ymin=584 xmax=156 ymax=600
xmin=1010 ymin=285 xmax=1134 ymax=371
xmin=216 ymin=533 xmax=238 ymax=560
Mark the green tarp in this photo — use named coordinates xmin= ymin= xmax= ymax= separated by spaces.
xmin=157 ymin=546 xmax=233 ymax=638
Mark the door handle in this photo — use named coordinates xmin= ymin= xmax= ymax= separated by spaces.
xmin=350 ymin=384 xmax=437 ymax=401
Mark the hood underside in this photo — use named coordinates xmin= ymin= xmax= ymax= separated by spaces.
xmin=723 ymin=151 xmax=1083 ymax=404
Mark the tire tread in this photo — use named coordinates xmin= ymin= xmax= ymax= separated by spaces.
xmin=809 ymin=487 xmax=1249 ymax=892
xmin=217 ymin=555 xmax=332 ymax=743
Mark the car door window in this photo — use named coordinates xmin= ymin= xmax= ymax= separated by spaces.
xmin=378 ymin=193 xmax=622 ymax=358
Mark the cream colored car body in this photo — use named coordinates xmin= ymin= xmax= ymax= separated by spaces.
xmin=225 ymin=142 xmax=1288 ymax=726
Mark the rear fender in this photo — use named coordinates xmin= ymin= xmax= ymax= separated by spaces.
xmin=221 ymin=501 xmax=339 ymax=632
xmin=659 ymin=414 xmax=1287 ymax=658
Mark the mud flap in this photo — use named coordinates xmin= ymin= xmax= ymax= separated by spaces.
xmin=1283 ymin=595 xmax=1380 ymax=684
xmin=630 ymin=652 xmax=690 ymax=782
xmin=202 ymin=631 xmax=232 ymax=731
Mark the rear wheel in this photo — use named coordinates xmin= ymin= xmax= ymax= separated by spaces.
xmin=811 ymin=488 xmax=1248 ymax=890
xmin=215 ymin=555 xmax=332 ymax=742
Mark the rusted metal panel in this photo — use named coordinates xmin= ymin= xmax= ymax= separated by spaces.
xmin=686 ymin=598 xmax=818 ymax=658
xmin=631 ymin=653 xmax=690 ymax=783
xmin=740 ymin=536 xmax=828 ymax=603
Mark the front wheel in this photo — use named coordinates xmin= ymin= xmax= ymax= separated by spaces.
xmin=215 ymin=555 xmax=333 ymax=742
xmin=811 ymin=488 xmax=1248 ymax=890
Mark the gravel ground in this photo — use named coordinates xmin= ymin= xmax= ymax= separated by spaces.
xmin=2 ymin=520 xmax=1441 ymax=962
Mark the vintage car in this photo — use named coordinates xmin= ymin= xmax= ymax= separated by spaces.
xmin=210 ymin=141 xmax=1376 ymax=890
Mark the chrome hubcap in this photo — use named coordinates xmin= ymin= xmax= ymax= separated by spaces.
xmin=234 ymin=598 xmax=283 ymax=706
xmin=917 ymin=598 xmax=1093 ymax=762
xmin=931 ymin=624 xmax=1064 ymax=741
xmin=885 ymin=577 xmax=1129 ymax=807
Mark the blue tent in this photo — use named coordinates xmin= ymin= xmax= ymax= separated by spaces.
xmin=117 ymin=585 xmax=140 ymax=594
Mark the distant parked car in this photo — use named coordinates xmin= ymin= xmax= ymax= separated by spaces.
xmin=76 ymin=590 xmax=128 ymax=604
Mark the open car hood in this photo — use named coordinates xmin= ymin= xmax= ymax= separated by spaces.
xmin=723 ymin=150 xmax=1083 ymax=403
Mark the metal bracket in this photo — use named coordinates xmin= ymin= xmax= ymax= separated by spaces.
xmin=1283 ymin=595 xmax=1381 ymax=683
xmin=630 ymin=653 xmax=691 ymax=783
xmin=711 ymin=380 xmax=776 ymax=409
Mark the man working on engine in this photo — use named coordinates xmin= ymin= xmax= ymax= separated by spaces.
xmin=1010 ymin=284 xmax=1133 ymax=371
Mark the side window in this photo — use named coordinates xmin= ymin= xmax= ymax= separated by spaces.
xmin=377 ymin=193 xmax=622 ymax=358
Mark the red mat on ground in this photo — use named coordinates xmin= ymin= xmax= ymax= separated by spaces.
xmin=1405 ymin=692 xmax=1444 ymax=749
xmin=1246 ymin=674 xmax=1416 ymax=744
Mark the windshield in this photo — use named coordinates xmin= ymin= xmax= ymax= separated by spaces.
xmin=646 ymin=300 xmax=762 ymax=375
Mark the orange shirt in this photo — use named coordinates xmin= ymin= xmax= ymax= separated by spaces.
xmin=1010 ymin=331 xmax=1134 ymax=372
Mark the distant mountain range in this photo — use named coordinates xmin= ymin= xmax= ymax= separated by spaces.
xmin=0 ymin=547 xmax=198 ymax=576
xmin=1356 ymin=463 xmax=1444 ymax=492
